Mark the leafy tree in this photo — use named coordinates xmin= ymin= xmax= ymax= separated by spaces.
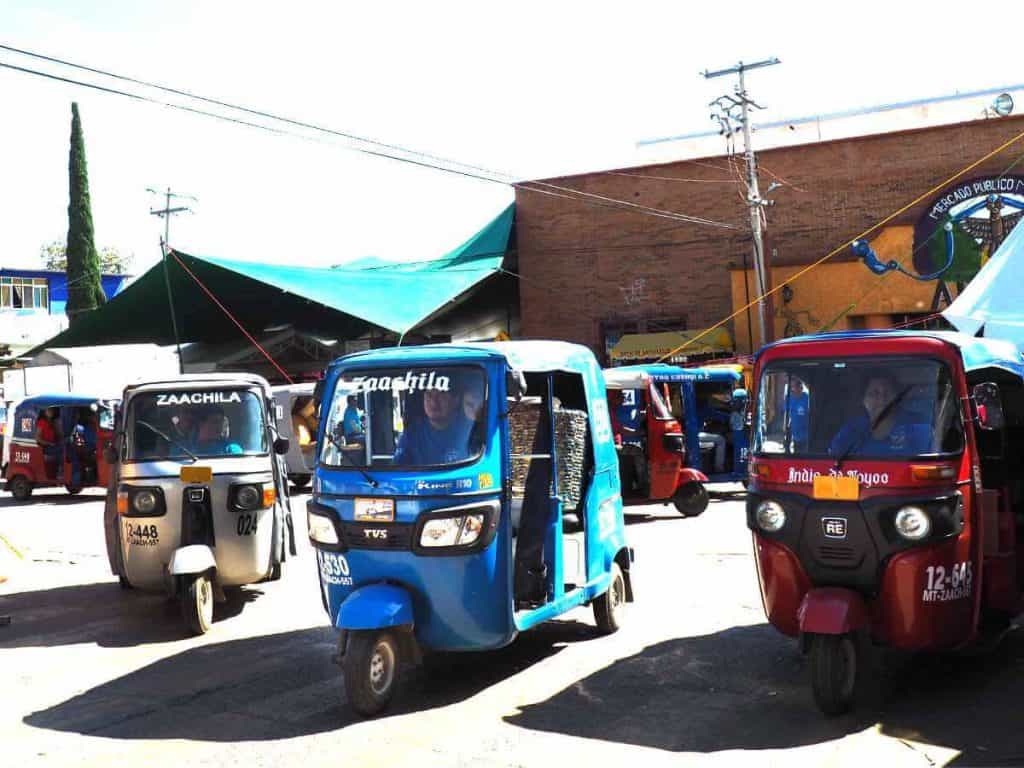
xmin=64 ymin=102 xmax=107 ymax=324
xmin=40 ymin=240 xmax=133 ymax=275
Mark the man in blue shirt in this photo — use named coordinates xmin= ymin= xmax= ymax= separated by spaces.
xmin=194 ymin=409 xmax=243 ymax=455
xmin=393 ymin=386 xmax=473 ymax=465
xmin=341 ymin=396 xmax=365 ymax=443
xmin=785 ymin=378 xmax=810 ymax=451
xmin=830 ymin=376 xmax=931 ymax=458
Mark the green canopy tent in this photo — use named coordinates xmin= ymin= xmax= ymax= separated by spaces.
xmin=34 ymin=204 xmax=515 ymax=354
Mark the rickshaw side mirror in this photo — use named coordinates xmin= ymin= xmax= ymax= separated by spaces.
xmin=274 ymin=436 xmax=290 ymax=455
xmin=973 ymin=382 xmax=1004 ymax=431
xmin=507 ymin=369 xmax=527 ymax=401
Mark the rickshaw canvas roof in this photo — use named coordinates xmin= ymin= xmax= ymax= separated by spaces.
xmin=335 ymin=341 xmax=601 ymax=376
xmin=13 ymin=393 xmax=110 ymax=410
xmin=760 ymin=330 xmax=1024 ymax=380
xmin=124 ymin=373 xmax=274 ymax=396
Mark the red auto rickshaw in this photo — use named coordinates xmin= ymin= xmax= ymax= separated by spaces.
xmin=603 ymin=367 xmax=709 ymax=516
xmin=3 ymin=394 xmax=116 ymax=500
xmin=748 ymin=330 xmax=1024 ymax=714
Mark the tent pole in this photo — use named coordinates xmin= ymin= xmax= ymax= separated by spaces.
xmin=160 ymin=237 xmax=184 ymax=374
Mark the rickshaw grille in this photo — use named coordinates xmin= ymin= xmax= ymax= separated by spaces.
xmin=818 ymin=545 xmax=856 ymax=563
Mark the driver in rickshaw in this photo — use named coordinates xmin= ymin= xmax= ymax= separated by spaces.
xmin=194 ymin=408 xmax=244 ymax=455
xmin=610 ymin=389 xmax=645 ymax=492
xmin=393 ymin=379 xmax=474 ymax=465
xmin=830 ymin=374 xmax=931 ymax=457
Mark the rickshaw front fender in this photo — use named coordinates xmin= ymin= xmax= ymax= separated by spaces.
xmin=797 ymin=587 xmax=869 ymax=636
xmin=678 ymin=468 xmax=708 ymax=486
xmin=168 ymin=545 xmax=217 ymax=576
xmin=337 ymin=583 xmax=414 ymax=631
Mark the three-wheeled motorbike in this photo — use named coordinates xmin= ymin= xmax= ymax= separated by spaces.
xmin=308 ymin=341 xmax=633 ymax=716
xmin=602 ymin=367 xmax=707 ymax=516
xmin=747 ymin=330 xmax=1024 ymax=714
xmin=271 ymin=382 xmax=318 ymax=489
xmin=103 ymin=374 xmax=296 ymax=635
xmin=3 ymin=394 xmax=116 ymax=500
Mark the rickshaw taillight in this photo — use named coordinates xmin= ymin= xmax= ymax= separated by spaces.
xmin=117 ymin=492 xmax=129 ymax=515
xmin=911 ymin=465 xmax=957 ymax=482
xmin=263 ymin=487 xmax=277 ymax=508
xmin=751 ymin=462 xmax=772 ymax=481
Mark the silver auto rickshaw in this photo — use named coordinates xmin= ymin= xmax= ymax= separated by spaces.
xmin=270 ymin=382 xmax=318 ymax=489
xmin=103 ymin=374 xmax=296 ymax=634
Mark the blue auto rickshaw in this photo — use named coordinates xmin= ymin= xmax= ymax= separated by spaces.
xmin=307 ymin=341 xmax=633 ymax=716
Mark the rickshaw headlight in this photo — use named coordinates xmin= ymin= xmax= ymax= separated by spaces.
xmin=895 ymin=506 xmax=931 ymax=540
xmin=308 ymin=510 xmax=339 ymax=546
xmin=755 ymin=500 xmax=786 ymax=532
xmin=233 ymin=484 xmax=263 ymax=510
xmin=132 ymin=489 xmax=159 ymax=515
xmin=420 ymin=513 xmax=485 ymax=548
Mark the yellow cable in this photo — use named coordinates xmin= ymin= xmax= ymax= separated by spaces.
xmin=0 ymin=532 xmax=25 ymax=559
xmin=655 ymin=125 xmax=1024 ymax=362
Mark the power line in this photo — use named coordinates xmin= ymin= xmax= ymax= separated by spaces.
xmin=0 ymin=46 xmax=740 ymax=232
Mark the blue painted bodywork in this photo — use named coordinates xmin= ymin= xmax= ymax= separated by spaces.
xmin=312 ymin=341 xmax=627 ymax=652
xmin=337 ymin=583 xmax=414 ymax=630
xmin=610 ymin=363 xmax=748 ymax=482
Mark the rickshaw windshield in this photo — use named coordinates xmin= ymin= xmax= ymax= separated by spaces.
xmin=125 ymin=389 xmax=267 ymax=460
xmin=321 ymin=365 xmax=487 ymax=468
xmin=754 ymin=357 xmax=964 ymax=459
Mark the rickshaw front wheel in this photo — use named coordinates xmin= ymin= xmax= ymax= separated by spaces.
xmin=809 ymin=633 xmax=857 ymax=716
xmin=593 ymin=562 xmax=626 ymax=634
xmin=344 ymin=630 xmax=401 ymax=717
xmin=9 ymin=475 xmax=32 ymax=502
xmin=182 ymin=572 xmax=215 ymax=635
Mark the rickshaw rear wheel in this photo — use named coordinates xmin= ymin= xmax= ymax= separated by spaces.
xmin=809 ymin=633 xmax=857 ymax=716
xmin=673 ymin=482 xmax=708 ymax=517
xmin=10 ymin=475 xmax=32 ymax=502
xmin=593 ymin=562 xmax=626 ymax=634
xmin=344 ymin=630 xmax=401 ymax=717
xmin=65 ymin=484 xmax=83 ymax=495
xmin=182 ymin=572 xmax=215 ymax=635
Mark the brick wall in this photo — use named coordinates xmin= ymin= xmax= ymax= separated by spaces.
xmin=515 ymin=114 xmax=1024 ymax=358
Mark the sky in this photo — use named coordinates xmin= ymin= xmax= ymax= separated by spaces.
xmin=3 ymin=0 xmax=1023 ymax=274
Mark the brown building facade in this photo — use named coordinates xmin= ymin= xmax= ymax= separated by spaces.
xmin=515 ymin=113 xmax=1024 ymax=363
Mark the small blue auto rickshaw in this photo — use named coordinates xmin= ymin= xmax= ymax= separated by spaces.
xmin=307 ymin=341 xmax=633 ymax=716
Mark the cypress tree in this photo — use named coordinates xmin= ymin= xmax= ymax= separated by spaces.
xmin=65 ymin=102 xmax=107 ymax=324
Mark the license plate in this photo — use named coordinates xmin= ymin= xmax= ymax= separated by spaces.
xmin=813 ymin=475 xmax=859 ymax=501
xmin=354 ymin=497 xmax=395 ymax=522
xmin=180 ymin=465 xmax=213 ymax=484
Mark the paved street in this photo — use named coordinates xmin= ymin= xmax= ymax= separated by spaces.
xmin=2 ymin=486 xmax=1022 ymax=767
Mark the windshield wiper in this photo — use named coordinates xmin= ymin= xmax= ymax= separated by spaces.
xmin=834 ymin=385 xmax=913 ymax=471
xmin=136 ymin=419 xmax=198 ymax=463
xmin=324 ymin=430 xmax=379 ymax=488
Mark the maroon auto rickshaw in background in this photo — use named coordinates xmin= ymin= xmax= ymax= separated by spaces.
xmin=2 ymin=394 xmax=116 ymax=500
xmin=603 ymin=367 xmax=709 ymax=516
xmin=747 ymin=330 xmax=1024 ymax=714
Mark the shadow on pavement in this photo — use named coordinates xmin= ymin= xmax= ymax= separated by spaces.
xmin=505 ymin=622 xmax=1024 ymax=765
xmin=0 ymin=491 xmax=106 ymax=508
xmin=0 ymin=581 xmax=265 ymax=649
xmin=24 ymin=619 xmax=592 ymax=740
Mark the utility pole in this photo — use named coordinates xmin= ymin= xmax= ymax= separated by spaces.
xmin=148 ymin=187 xmax=195 ymax=374
xmin=703 ymin=58 xmax=780 ymax=350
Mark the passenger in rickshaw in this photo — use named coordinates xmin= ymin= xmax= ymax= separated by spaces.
xmin=69 ymin=407 xmax=99 ymax=486
xmin=393 ymin=380 xmax=475 ymax=465
xmin=696 ymin=394 xmax=728 ymax=474
xmin=341 ymin=395 xmax=365 ymax=444
xmin=610 ymin=389 xmax=645 ymax=492
xmin=291 ymin=396 xmax=319 ymax=453
xmin=785 ymin=377 xmax=810 ymax=452
xmin=829 ymin=374 xmax=931 ymax=457
xmin=36 ymin=407 xmax=63 ymax=481
xmin=193 ymin=408 xmax=244 ymax=455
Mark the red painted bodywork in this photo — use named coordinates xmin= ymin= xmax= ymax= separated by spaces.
xmin=798 ymin=587 xmax=869 ymax=635
xmin=5 ymin=428 xmax=114 ymax=491
xmin=749 ymin=334 xmax=1021 ymax=651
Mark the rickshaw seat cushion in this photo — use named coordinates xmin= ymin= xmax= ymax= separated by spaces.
xmin=336 ymin=584 xmax=414 ymax=630
xmin=168 ymin=545 xmax=216 ymax=576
